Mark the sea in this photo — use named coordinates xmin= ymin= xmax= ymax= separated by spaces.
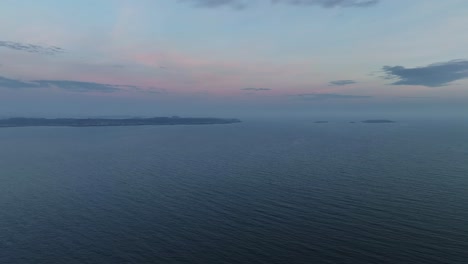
xmin=1 ymin=119 xmax=467 ymax=263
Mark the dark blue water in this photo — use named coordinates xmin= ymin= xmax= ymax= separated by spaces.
xmin=1 ymin=120 xmax=467 ymax=263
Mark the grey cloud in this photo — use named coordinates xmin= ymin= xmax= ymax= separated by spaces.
xmin=294 ymin=93 xmax=372 ymax=100
xmin=0 ymin=41 xmax=64 ymax=55
xmin=382 ymin=60 xmax=468 ymax=87
xmin=0 ymin=76 xmax=39 ymax=88
xmin=119 ymin=84 xmax=168 ymax=94
xmin=0 ymin=75 xmax=142 ymax=93
xmin=271 ymin=0 xmax=379 ymax=7
xmin=182 ymin=0 xmax=379 ymax=9
xmin=398 ymin=96 xmax=434 ymax=99
xmin=114 ymin=84 xmax=140 ymax=89
xmin=329 ymin=80 xmax=356 ymax=86
xmin=241 ymin=87 xmax=272 ymax=91
xmin=34 ymin=80 xmax=122 ymax=93
xmin=183 ymin=0 xmax=248 ymax=9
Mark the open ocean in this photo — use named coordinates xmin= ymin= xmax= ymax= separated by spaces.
xmin=1 ymin=119 xmax=467 ymax=263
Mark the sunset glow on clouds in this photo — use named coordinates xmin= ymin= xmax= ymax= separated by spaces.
xmin=1 ymin=0 xmax=468 ymax=116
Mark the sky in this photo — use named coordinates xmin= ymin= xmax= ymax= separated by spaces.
xmin=1 ymin=0 xmax=468 ymax=118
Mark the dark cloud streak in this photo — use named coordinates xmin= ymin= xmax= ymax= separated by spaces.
xmin=241 ymin=87 xmax=272 ymax=91
xmin=293 ymin=93 xmax=372 ymax=100
xmin=182 ymin=0 xmax=379 ymax=9
xmin=34 ymin=80 xmax=121 ymax=93
xmin=382 ymin=60 xmax=468 ymax=87
xmin=0 ymin=41 xmax=64 ymax=55
xmin=271 ymin=0 xmax=379 ymax=8
xmin=329 ymin=80 xmax=356 ymax=86
xmin=182 ymin=0 xmax=247 ymax=9
xmin=0 ymin=75 xmax=157 ymax=93
xmin=0 ymin=76 xmax=39 ymax=88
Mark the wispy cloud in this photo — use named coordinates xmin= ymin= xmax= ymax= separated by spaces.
xmin=34 ymin=80 xmax=121 ymax=93
xmin=0 ymin=41 xmax=64 ymax=55
xmin=271 ymin=0 xmax=379 ymax=8
xmin=182 ymin=0 xmax=248 ymax=9
xmin=241 ymin=87 xmax=272 ymax=91
xmin=116 ymin=84 xmax=168 ymax=94
xmin=293 ymin=93 xmax=372 ymax=100
xmin=181 ymin=0 xmax=379 ymax=9
xmin=329 ymin=80 xmax=356 ymax=86
xmin=0 ymin=75 xmax=155 ymax=93
xmin=0 ymin=76 xmax=39 ymax=88
xmin=382 ymin=60 xmax=468 ymax=87
xmin=397 ymin=96 xmax=435 ymax=99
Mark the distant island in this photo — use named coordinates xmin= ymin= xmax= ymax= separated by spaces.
xmin=0 ymin=117 xmax=241 ymax=128
xmin=361 ymin=120 xmax=395 ymax=123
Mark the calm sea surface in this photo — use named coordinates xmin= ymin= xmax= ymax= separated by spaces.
xmin=1 ymin=120 xmax=467 ymax=263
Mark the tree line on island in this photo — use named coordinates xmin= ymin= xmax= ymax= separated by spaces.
xmin=0 ymin=117 xmax=241 ymax=127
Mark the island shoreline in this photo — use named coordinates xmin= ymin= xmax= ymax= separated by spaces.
xmin=0 ymin=117 xmax=242 ymax=128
